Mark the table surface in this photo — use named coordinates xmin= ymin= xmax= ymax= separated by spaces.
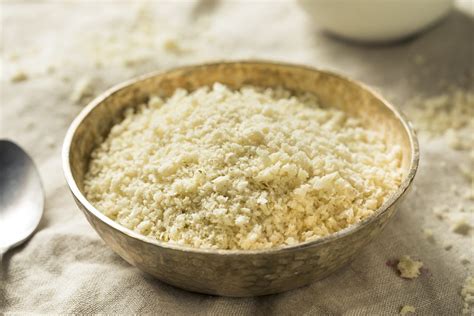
xmin=1 ymin=1 xmax=473 ymax=314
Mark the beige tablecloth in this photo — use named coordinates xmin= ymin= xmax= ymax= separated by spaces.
xmin=1 ymin=1 xmax=473 ymax=314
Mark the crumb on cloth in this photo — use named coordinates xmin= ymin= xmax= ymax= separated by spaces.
xmin=432 ymin=205 xmax=448 ymax=220
xmin=452 ymin=219 xmax=472 ymax=236
xmin=162 ymin=37 xmax=189 ymax=54
xmin=397 ymin=255 xmax=423 ymax=279
xmin=406 ymin=90 xmax=473 ymax=152
xmin=461 ymin=256 xmax=471 ymax=265
xmin=10 ymin=71 xmax=28 ymax=83
xmin=461 ymin=276 xmax=474 ymax=315
xmin=399 ymin=305 xmax=416 ymax=315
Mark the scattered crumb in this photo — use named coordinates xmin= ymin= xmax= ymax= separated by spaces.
xmin=423 ymin=228 xmax=435 ymax=243
xmin=464 ymin=190 xmax=474 ymax=201
xmin=461 ymin=256 xmax=471 ymax=265
xmin=446 ymin=129 xmax=471 ymax=151
xmin=163 ymin=37 xmax=187 ymax=54
xmin=400 ymin=305 xmax=416 ymax=315
xmin=457 ymin=203 xmax=466 ymax=213
xmin=397 ymin=255 xmax=423 ymax=279
xmin=406 ymin=90 xmax=473 ymax=154
xmin=10 ymin=71 xmax=28 ymax=83
xmin=131 ymin=1 xmax=153 ymax=34
xmin=70 ymin=77 xmax=94 ymax=103
xmin=461 ymin=276 xmax=474 ymax=315
xmin=444 ymin=244 xmax=453 ymax=251
xmin=448 ymin=136 xmax=470 ymax=153
xmin=452 ymin=219 xmax=472 ymax=236
xmin=459 ymin=164 xmax=473 ymax=182
xmin=433 ymin=205 xmax=448 ymax=220
xmin=434 ymin=212 xmax=446 ymax=220
xmin=122 ymin=55 xmax=150 ymax=67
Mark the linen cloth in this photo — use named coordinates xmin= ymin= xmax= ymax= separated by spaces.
xmin=1 ymin=1 xmax=473 ymax=314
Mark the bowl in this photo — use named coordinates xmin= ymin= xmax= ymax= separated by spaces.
xmin=62 ymin=61 xmax=419 ymax=297
xmin=298 ymin=0 xmax=453 ymax=43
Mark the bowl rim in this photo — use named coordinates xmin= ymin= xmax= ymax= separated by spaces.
xmin=62 ymin=60 xmax=419 ymax=256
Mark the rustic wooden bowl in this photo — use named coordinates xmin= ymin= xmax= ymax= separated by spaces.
xmin=62 ymin=61 xmax=419 ymax=297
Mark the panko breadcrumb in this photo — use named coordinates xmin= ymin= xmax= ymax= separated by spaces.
xmin=406 ymin=90 xmax=473 ymax=151
xmin=462 ymin=276 xmax=474 ymax=315
xmin=10 ymin=71 xmax=28 ymax=83
xmin=397 ymin=255 xmax=423 ymax=279
xmin=84 ymin=83 xmax=402 ymax=250
xmin=452 ymin=219 xmax=472 ymax=236
xmin=399 ymin=305 xmax=416 ymax=315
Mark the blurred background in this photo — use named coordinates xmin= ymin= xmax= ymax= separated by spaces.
xmin=1 ymin=0 xmax=473 ymax=314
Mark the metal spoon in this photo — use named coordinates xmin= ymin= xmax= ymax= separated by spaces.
xmin=0 ymin=140 xmax=44 ymax=261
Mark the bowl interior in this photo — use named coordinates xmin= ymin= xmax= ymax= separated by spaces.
xmin=66 ymin=61 xmax=417 ymax=237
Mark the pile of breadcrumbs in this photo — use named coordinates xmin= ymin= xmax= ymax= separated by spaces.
xmin=407 ymin=89 xmax=473 ymax=152
xmin=84 ymin=83 xmax=402 ymax=250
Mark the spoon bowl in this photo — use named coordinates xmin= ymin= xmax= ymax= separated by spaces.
xmin=0 ymin=140 xmax=44 ymax=259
